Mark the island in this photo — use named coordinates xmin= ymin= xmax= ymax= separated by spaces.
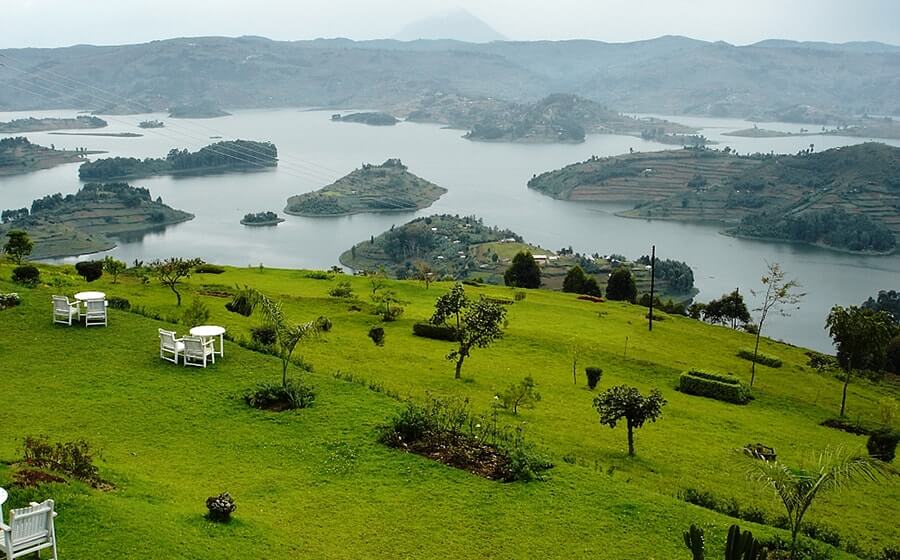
xmin=284 ymin=159 xmax=447 ymax=217
xmin=723 ymin=127 xmax=800 ymax=138
xmin=528 ymin=143 xmax=900 ymax=254
xmin=78 ymin=140 xmax=278 ymax=180
xmin=331 ymin=112 xmax=399 ymax=126
xmin=0 ymin=115 xmax=107 ymax=134
xmin=49 ymin=132 xmax=143 ymax=138
xmin=340 ymin=214 xmax=697 ymax=301
xmin=0 ymin=137 xmax=102 ymax=177
xmin=0 ymin=182 xmax=193 ymax=259
xmin=138 ymin=120 xmax=165 ymax=129
xmin=241 ymin=211 xmax=284 ymax=226
xmin=168 ymin=103 xmax=231 ymax=119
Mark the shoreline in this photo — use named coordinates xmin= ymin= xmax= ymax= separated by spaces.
xmin=240 ymin=218 xmax=285 ymax=226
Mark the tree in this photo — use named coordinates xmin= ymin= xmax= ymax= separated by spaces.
xmin=749 ymin=263 xmax=804 ymax=387
xmin=862 ymin=289 xmax=900 ymax=324
xmin=504 ymin=251 xmax=541 ymax=289
xmin=593 ymin=385 xmax=666 ymax=456
xmin=3 ymin=230 xmax=32 ymax=264
xmin=495 ymin=376 xmax=541 ymax=414
xmin=367 ymin=267 xmax=387 ymax=296
xmin=749 ymin=449 xmax=888 ymax=558
xmin=826 ymin=305 xmax=896 ymax=417
xmin=413 ymin=261 xmax=434 ymax=289
xmin=102 ymin=256 xmax=126 ymax=284
xmin=703 ymin=289 xmax=751 ymax=329
xmin=563 ymin=265 xmax=602 ymax=297
xmin=606 ymin=267 xmax=637 ymax=302
xmin=431 ymin=284 xmax=507 ymax=379
xmin=148 ymin=257 xmax=203 ymax=306
xmin=227 ymin=287 xmax=325 ymax=387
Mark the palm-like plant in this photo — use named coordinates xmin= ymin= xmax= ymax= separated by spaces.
xmin=748 ymin=449 xmax=889 ymax=558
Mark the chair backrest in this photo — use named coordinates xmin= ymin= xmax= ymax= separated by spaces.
xmin=86 ymin=299 xmax=106 ymax=314
xmin=8 ymin=499 xmax=54 ymax=546
xmin=183 ymin=336 xmax=206 ymax=355
xmin=159 ymin=329 xmax=177 ymax=349
xmin=52 ymin=296 xmax=69 ymax=313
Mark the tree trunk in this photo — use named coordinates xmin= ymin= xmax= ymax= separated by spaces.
xmin=840 ymin=359 xmax=852 ymax=417
xmin=282 ymin=358 xmax=289 ymax=388
xmin=455 ymin=355 xmax=465 ymax=379
xmin=171 ymin=284 xmax=182 ymax=306
xmin=626 ymin=419 xmax=635 ymax=456
xmin=750 ymin=323 xmax=763 ymax=387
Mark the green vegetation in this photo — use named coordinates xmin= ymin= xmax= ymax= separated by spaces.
xmin=240 ymin=211 xmax=284 ymax=226
xmin=331 ymin=112 xmax=399 ymax=126
xmin=138 ymin=119 xmax=165 ymax=129
xmin=503 ymin=251 xmax=541 ymax=288
xmin=0 ymin=115 xmax=106 ymax=133
xmin=679 ymin=370 xmax=752 ymax=405
xmin=3 ymin=230 xmax=33 ymax=264
xmin=594 ymin=385 xmax=667 ymax=456
xmin=723 ymin=127 xmax=800 ymax=138
xmin=737 ymin=348 xmax=783 ymax=368
xmin=2 ymin=262 xmax=898 ymax=558
xmin=168 ymin=103 xmax=230 ymax=119
xmin=0 ymin=136 xmax=96 ymax=176
xmin=78 ymin=140 xmax=277 ymax=180
xmin=285 ymin=159 xmax=446 ymax=217
xmin=606 ymin=267 xmax=637 ymax=302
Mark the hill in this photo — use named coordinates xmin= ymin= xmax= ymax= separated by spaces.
xmin=394 ymin=8 xmax=506 ymax=43
xmin=284 ymin=159 xmax=446 ymax=217
xmin=0 ymin=136 xmax=100 ymax=176
xmin=529 ymin=144 xmax=900 ymax=254
xmin=0 ymin=115 xmax=107 ymax=133
xmin=0 ymin=182 xmax=193 ymax=258
xmin=0 ymin=263 xmax=896 ymax=558
xmin=78 ymin=140 xmax=277 ymax=180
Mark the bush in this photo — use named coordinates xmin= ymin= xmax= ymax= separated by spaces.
xmin=369 ymin=326 xmax=385 ymax=346
xmin=305 ymin=270 xmax=331 ymax=280
xmin=513 ymin=291 xmax=526 ymax=301
xmin=678 ymin=369 xmax=751 ymax=404
xmin=243 ymin=380 xmax=316 ymax=411
xmin=316 ymin=316 xmax=333 ymax=332
xmin=328 ymin=281 xmax=354 ymax=299
xmin=205 ymin=492 xmax=236 ymax=522
xmin=75 ymin=260 xmax=103 ymax=282
xmin=195 ymin=263 xmax=225 ymax=274
xmin=107 ymin=296 xmax=131 ymax=310
xmin=0 ymin=292 xmax=21 ymax=310
xmin=585 ymin=367 xmax=603 ymax=389
xmin=412 ymin=321 xmax=459 ymax=341
xmin=867 ymin=428 xmax=900 ymax=462
xmin=181 ymin=299 xmax=210 ymax=328
xmin=250 ymin=325 xmax=277 ymax=346
xmin=11 ymin=264 xmax=40 ymax=286
xmin=22 ymin=435 xmax=101 ymax=486
xmin=737 ymin=348 xmax=783 ymax=368
xmin=484 ymin=296 xmax=514 ymax=306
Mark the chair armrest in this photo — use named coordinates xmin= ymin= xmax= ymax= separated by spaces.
xmin=0 ymin=521 xmax=11 ymax=532
xmin=173 ymin=337 xmax=184 ymax=343
xmin=29 ymin=501 xmax=39 ymax=506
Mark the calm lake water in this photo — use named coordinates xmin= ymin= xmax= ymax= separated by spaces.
xmin=2 ymin=108 xmax=899 ymax=352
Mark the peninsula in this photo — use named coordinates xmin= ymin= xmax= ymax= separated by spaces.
xmin=168 ymin=103 xmax=230 ymax=119
xmin=331 ymin=112 xmax=399 ymax=126
xmin=0 ymin=115 xmax=107 ymax=134
xmin=0 ymin=137 xmax=101 ymax=177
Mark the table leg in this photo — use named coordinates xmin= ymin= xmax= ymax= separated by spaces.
xmin=219 ymin=333 xmax=224 ymax=357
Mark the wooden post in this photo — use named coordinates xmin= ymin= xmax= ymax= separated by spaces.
xmin=648 ymin=245 xmax=656 ymax=331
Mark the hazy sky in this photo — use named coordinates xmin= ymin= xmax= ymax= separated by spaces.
xmin=2 ymin=0 xmax=899 ymax=48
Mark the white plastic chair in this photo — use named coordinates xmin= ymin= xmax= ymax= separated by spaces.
xmin=158 ymin=329 xmax=185 ymax=364
xmin=0 ymin=499 xmax=58 ymax=560
xmin=183 ymin=336 xmax=215 ymax=368
xmin=51 ymin=296 xmax=79 ymax=326
xmin=83 ymin=298 xmax=107 ymax=327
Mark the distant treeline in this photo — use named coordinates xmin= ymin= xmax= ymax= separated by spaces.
xmin=733 ymin=208 xmax=896 ymax=253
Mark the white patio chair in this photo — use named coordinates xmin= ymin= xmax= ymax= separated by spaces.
xmin=159 ymin=329 xmax=185 ymax=364
xmin=51 ymin=296 xmax=79 ymax=326
xmin=183 ymin=336 xmax=215 ymax=368
xmin=83 ymin=298 xmax=107 ymax=327
xmin=0 ymin=499 xmax=58 ymax=560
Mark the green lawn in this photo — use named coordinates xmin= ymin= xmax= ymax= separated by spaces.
xmin=0 ymin=263 xmax=896 ymax=559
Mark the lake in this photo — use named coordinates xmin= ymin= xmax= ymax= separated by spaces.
xmin=2 ymin=108 xmax=899 ymax=352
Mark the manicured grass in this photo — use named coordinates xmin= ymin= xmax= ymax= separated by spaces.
xmin=1 ymin=262 xmax=896 ymax=559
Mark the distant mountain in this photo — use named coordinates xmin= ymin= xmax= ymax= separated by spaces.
xmin=752 ymin=39 xmax=900 ymax=54
xmin=394 ymin=9 xmax=505 ymax=43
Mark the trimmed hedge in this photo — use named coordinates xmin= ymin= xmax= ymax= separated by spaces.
xmin=678 ymin=369 xmax=751 ymax=404
xmin=195 ymin=264 xmax=225 ymax=274
xmin=737 ymin=348 xmax=782 ymax=368
xmin=412 ymin=322 xmax=459 ymax=341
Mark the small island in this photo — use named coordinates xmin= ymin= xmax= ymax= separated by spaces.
xmin=331 ymin=112 xmax=399 ymax=126
xmin=241 ymin=211 xmax=285 ymax=226
xmin=0 ymin=182 xmax=193 ymax=259
xmin=0 ymin=115 xmax=107 ymax=134
xmin=139 ymin=120 xmax=165 ymax=129
xmin=49 ymin=132 xmax=143 ymax=138
xmin=723 ymin=127 xmax=799 ymax=138
xmin=284 ymin=159 xmax=447 ymax=217
xmin=78 ymin=140 xmax=278 ymax=180
xmin=168 ymin=103 xmax=231 ymax=119
xmin=0 ymin=137 xmax=103 ymax=177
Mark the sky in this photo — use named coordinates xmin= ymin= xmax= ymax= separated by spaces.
xmin=1 ymin=0 xmax=899 ymax=49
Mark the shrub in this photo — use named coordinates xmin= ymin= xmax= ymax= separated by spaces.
xmin=250 ymin=325 xmax=277 ymax=346
xmin=484 ymin=296 xmax=514 ymax=306
xmin=867 ymin=428 xmax=899 ymax=462
xmin=75 ymin=260 xmax=103 ymax=282
xmin=737 ymin=348 xmax=783 ymax=368
xmin=107 ymin=296 xmax=131 ymax=310
xmin=329 ymin=280 xmax=354 ymax=298
xmin=205 ymin=492 xmax=236 ymax=522
xmin=243 ymin=380 xmax=316 ymax=411
xmin=412 ymin=321 xmax=458 ymax=341
xmin=22 ymin=435 xmax=101 ymax=486
xmin=181 ymin=298 xmax=211 ymax=328
xmin=11 ymin=264 xmax=40 ymax=286
xmin=495 ymin=376 xmax=541 ymax=414
xmin=316 ymin=316 xmax=333 ymax=332
xmin=195 ymin=263 xmax=225 ymax=274
xmin=678 ymin=369 xmax=751 ymax=404
xmin=0 ymin=292 xmax=21 ymax=310
xmin=513 ymin=291 xmax=526 ymax=301
xmin=585 ymin=367 xmax=603 ymax=389
xmin=369 ymin=326 xmax=385 ymax=346
xmin=305 ymin=270 xmax=331 ymax=280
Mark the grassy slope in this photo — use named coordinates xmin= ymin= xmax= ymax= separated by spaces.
xmin=1 ymin=263 xmax=896 ymax=559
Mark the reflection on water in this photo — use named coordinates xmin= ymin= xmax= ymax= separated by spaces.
xmin=1 ymin=107 xmax=899 ymax=352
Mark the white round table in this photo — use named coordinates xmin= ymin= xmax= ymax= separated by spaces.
xmin=0 ymin=486 xmax=8 ymax=520
xmin=74 ymin=291 xmax=105 ymax=302
xmin=189 ymin=325 xmax=226 ymax=359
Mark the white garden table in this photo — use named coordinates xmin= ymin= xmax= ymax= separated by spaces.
xmin=74 ymin=291 xmax=105 ymax=302
xmin=0 ymin=486 xmax=8 ymax=520
xmin=189 ymin=325 xmax=226 ymax=360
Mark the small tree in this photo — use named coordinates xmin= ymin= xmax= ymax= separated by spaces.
xmin=749 ymin=449 xmax=888 ymax=558
xmin=504 ymin=251 xmax=541 ymax=289
xmin=496 ymin=376 xmax=541 ymax=414
xmin=826 ymin=305 xmax=896 ymax=417
xmin=413 ymin=260 xmax=434 ymax=290
xmin=703 ymin=289 xmax=750 ymax=329
xmin=749 ymin=263 xmax=804 ymax=387
xmin=3 ymin=230 xmax=32 ymax=264
xmin=593 ymin=385 xmax=666 ymax=456
xmin=102 ymin=256 xmax=126 ymax=284
xmin=563 ymin=265 xmax=602 ymax=297
xmin=606 ymin=267 xmax=637 ymax=302
xmin=431 ymin=284 xmax=507 ymax=379
xmin=148 ymin=257 xmax=203 ymax=306
xmin=367 ymin=267 xmax=387 ymax=296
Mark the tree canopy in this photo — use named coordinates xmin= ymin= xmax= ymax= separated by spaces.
xmin=594 ymin=385 xmax=666 ymax=456
xmin=606 ymin=267 xmax=637 ymax=302
xmin=504 ymin=251 xmax=541 ymax=289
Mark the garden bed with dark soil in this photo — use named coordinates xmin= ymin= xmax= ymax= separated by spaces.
xmin=385 ymin=433 xmax=512 ymax=481
xmin=13 ymin=468 xmax=66 ymax=487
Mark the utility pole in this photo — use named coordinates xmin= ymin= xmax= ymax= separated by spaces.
xmin=648 ymin=244 xmax=656 ymax=331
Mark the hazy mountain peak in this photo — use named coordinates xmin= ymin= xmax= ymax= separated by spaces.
xmin=394 ymin=8 xmax=505 ymax=43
